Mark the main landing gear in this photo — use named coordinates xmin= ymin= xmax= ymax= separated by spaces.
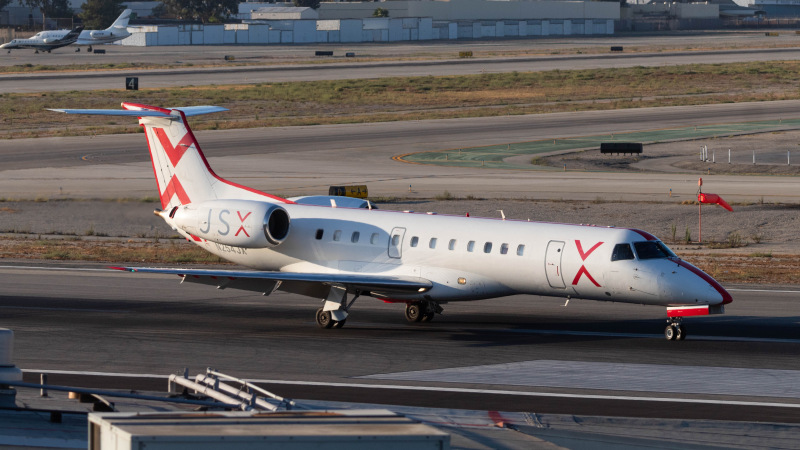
xmin=665 ymin=318 xmax=687 ymax=341
xmin=405 ymin=300 xmax=442 ymax=323
xmin=316 ymin=286 xmax=358 ymax=329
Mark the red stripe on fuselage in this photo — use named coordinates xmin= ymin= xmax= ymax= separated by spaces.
xmin=629 ymin=229 xmax=657 ymax=241
xmin=174 ymin=109 xmax=294 ymax=205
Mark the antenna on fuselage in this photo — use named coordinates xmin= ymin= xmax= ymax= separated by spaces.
xmin=497 ymin=210 xmax=506 ymax=220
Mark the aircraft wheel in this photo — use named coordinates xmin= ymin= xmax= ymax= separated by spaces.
xmin=405 ymin=303 xmax=422 ymax=323
xmin=677 ymin=325 xmax=686 ymax=341
xmin=332 ymin=319 xmax=347 ymax=329
xmin=421 ymin=311 xmax=435 ymax=323
xmin=315 ymin=308 xmax=334 ymax=329
xmin=664 ymin=324 xmax=677 ymax=341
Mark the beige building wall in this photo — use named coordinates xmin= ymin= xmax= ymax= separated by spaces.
xmin=318 ymin=0 xmax=619 ymax=21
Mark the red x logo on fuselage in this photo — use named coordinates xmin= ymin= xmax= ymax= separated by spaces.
xmin=572 ymin=240 xmax=603 ymax=287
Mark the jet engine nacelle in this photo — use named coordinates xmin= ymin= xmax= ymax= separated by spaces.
xmin=90 ymin=30 xmax=110 ymax=38
xmin=171 ymin=200 xmax=290 ymax=248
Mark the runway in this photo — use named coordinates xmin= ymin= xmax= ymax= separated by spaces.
xmin=3 ymin=47 xmax=800 ymax=93
xmin=2 ymin=264 xmax=800 ymax=424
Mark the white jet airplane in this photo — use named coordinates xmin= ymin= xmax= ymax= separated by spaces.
xmin=1 ymin=10 xmax=131 ymax=53
xmin=50 ymin=103 xmax=732 ymax=340
xmin=1 ymin=25 xmax=83 ymax=53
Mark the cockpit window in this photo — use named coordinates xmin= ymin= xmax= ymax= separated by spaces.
xmin=633 ymin=241 xmax=677 ymax=260
xmin=611 ymin=243 xmax=635 ymax=261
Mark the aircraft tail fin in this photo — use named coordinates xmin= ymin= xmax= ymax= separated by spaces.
xmin=109 ymin=9 xmax=132 ymax=29
xmin=61 ymin=25 xmax=84 ymax=44
xmin=49 ymin=103 xmax=291 ymax=210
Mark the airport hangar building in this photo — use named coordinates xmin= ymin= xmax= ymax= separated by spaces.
xmin=117 ymin=0 xmax=618 ymax=46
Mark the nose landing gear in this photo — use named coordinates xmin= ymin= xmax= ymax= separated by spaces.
xmin=665 ymin=318 xmax=686 ymax=341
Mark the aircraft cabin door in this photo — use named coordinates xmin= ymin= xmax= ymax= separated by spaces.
xmin=545 ymin=240 xmax=566 ymax=289
xmin=388 ymin=227 xmax=406 ymax=259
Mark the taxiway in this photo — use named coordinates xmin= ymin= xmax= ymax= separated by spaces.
xmin=2 ymin=101 xmax=800 ymax=202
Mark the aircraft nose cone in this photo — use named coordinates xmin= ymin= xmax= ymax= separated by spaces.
xmin=669 ymin=259 xmax=732 ymax=305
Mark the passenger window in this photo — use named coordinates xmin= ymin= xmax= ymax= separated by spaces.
xmin=410 ymin=236 xmax=419 ymax=247
xmin=467 ymin=241 xmax=475 ymax=252
xmin=516 ymin=244 xmax=525 ymax=256
xmin=371 ymin=233 xmax=379 ymax=245
xmin=500 ymin=243 xmax=509 ymax=255
xmin=351 ymin=231 xmax=360 ymax=243
xmin=484 ymin=242 xmax=492 ymax=253
xmin=612 ymin=243 xmax=635 ymax=261
xmin=391 ymin=234 xmax=400 ymax=246
xmin=429 ymin=238 xmax=437 ymax=249
xmin=448 ymin=239 xmax=456 ymax=250
xmin=315 ymin=229 xmax=324 ymax=240
xmin=333 ymin=230 xmax=341 ymax=241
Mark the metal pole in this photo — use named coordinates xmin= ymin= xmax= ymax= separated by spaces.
xmin=195 ymin=374 xmax=278 ymax=411
xmin=753 ymin=150 xmax=756 ymax=165
xmin=728 ymin=149 xmax=731 ymax=164
xmin=5 ymin=381 xmax=239 ymax=409
xmin=712 ymin=150 xmax=715 ymax=163
xmin=699 ymin=203 xmax=702 ymax=243
xmin=40 ymin=374 xmax=47 ymax=397
xmin=789 ymin=150 xmax=791 ymax=165
xmin=169 ymin=375 xmax=252 ymax=411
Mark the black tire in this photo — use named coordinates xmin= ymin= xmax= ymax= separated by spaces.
xmin=677 ymin=325 xmax=686 ymax=341
xmin=665 ymin=325 xmax=676 ymax=341
xmin=405 ymin=303 xmax=422 ymax=322
xmin=316 ymin=308 xmax=334 ymax=329
xmin=332 ymin=319 xmax=347 ymax=329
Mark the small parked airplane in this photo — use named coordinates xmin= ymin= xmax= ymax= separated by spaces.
xmin=1 ymin=9 xmax=131 ymax=53
xmin=50 ymin=103 xmax=732 ymax=340
xmin=1 ymin=25 xmax=84 ymax=53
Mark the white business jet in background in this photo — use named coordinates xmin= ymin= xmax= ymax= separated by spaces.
xmin=50 ymin=103 xmax=732 ymax=341
xmin=1 ymin=25 xmax=83 ymax=53
xmin=1 ymin=9 xmax=131 ymax=53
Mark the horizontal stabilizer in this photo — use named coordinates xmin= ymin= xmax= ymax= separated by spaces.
xmin=48 ymin=105 xmax=228 ymax=117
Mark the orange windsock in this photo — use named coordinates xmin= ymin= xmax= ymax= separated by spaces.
xmin=698 ymin=192 xmax=733 ymax=212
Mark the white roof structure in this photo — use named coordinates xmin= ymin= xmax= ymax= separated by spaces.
xmin=252 ymin=6 xmax=320 ymax=20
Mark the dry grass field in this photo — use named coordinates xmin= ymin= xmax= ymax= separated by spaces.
xmin=4 ymin=61 xmax=800 ymax=138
